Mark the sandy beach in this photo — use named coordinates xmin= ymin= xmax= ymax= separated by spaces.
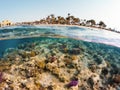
xmin=33 ymin=24 xmax=105 ymax=31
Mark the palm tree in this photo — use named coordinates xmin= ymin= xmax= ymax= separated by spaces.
xmin=34 ymin=21 xmax=40 ymax=24
xmin=86 ymin=19 xmax=96 ymax=26
xmin=60 ymin=17 xmax=66 ymax=24
xmin=46 ymin=15 xmax=51 ymax=24
xmin=57 ymin=16 xmax=61 ymax=24
xmin=70 ymin=16 xmax=74 ymax=24
xmin=68 ymin=13 xmax=70 ymax=17
xmin=73 ymin=18 xmax=80 ymax=25
xmin=50 ymin=14 xmax=56 ymax=24
xmin=90 ymin=19 xmax=96 ymax=26
xmin=80 ymin=19 xmax=86 ymax=26
xmin=66 ymin=13 xmax=73 ymax=24
xmin=66 ymin=17 xmax=70 ymax=24
xmin=98 ymin=21 xmax=106 ymax=28
xmin=50 ymin=14 xmax=55 ymax=18
xmin=40 ymin=19 xmax=46 ymax=24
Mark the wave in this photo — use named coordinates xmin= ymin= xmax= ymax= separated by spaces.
xmin=0 ymin=25 xmax=120 ymax=48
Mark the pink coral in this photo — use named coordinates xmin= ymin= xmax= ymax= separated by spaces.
xmin=68 ymin=80 xmax=78 ymax=87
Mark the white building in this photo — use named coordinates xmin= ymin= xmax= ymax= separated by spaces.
xmin=0 ymin=20 xmax=12 ymax=27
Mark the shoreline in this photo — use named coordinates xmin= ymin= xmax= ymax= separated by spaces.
xmin=34 ymin=24 xmax=105 ymax=30
xmin=0 ymin=24 xmax=120 ymax=34
xmin=30 ymin=24 xmax=120 ymax=34
xmin=0 ymin=24 xmax=120 ymax=48
xmin=0 ymin=33 xmax=120 ymax=49
xmin=0 ymin=24 xmax=112 ymax=31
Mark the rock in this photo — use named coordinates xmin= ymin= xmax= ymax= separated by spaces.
xmin=64 ymin=59 xmax=71 ymax=65
xmin=71 ymin=55 xmax=78 ymax=60
xmin=89 ymin=64 xmax=97 ymax=73
xmin=30 ymin=51 xmax=36 ymax=57
xmin=63 ymin=48 xmax=68 ymax=53
xmin=46 ymin=63 xmax=57 ymax=72
xmin=0 ymin=72 xmax=3 ymax=83
xmin=21 ymin=51 xmax=29 ymax=58
xmin=19 ymin=83 xmax=26 ymax=88
xmin=69 ymin=48 xmax=80 ymax=55
xmin=105 ymin=61 xmax=111 ymax=67
xmin=49 ymin=55 xmax=57 ymax=63
xmin=91 ymin=74 xmax=100 ymax=85
xmin=101 ymin=68 xmax=109 ymax=75
xmin=52 ymin=85 xmax=65 ymax=90
xmin=59 ymin=74 xmax=68 ymax=82
xmin=36 ymin=60 xmax=45 ymax=69
xmin=25 ymin=78 xmax=37 ymax=89
xmin=69 ymin=86 xmax=78 ymax=90
xmin=52 ymin=68 xmax=60 ymax=75
xmin=113 ymin=74 xmax=120 ymax=83
xmin=58 ymin=62 xmax=65 ymax=67
xmin=87 ymin=77 xmax=94 ymax=89
xmin=98 ymin=60 xmax=107 ymax=69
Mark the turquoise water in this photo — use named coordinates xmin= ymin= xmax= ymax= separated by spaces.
xmin=0 ymin=26 xmax=120 ymax=68
xmin=1 ymin=26 xmax=120 ymax=48
xmin=0 ymin=26 xmax=120 ymax=58
xmin=0 ymin=26 xmax=120 ymax=89
xmin=1 ymin=36 xmax=120 ymax=67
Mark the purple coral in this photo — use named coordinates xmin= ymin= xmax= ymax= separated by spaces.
xmin=0 ymin=72 xmax=3 ymax=83
xmin=68 ymin=80 xmax=78 ymax=87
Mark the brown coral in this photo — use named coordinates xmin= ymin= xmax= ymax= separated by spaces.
xmin=30 ymin=51 xmax=36 ymax=57
xmin=36 ymin=60 xmax=45 ymax=69
xmin=71 ymin=55 xmax=78 ymax=60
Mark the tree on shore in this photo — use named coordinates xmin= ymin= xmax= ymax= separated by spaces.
xmin=68 ymin=13 xmax=70 ymax=17
xmin=98 ymin=21 xmax=106 ymax=28
xmin=57 ymin=16 xmax=66 ymax=24
xmin=50 ymin=14 xmax=56 ymax=24
xmin=66 ymin=16 xmax=70 ymax=24
xmin=20 ymin=13 xmax=108 ymax=30
xmin=86 ymin=19 xmax=96 ymax=26
xmin=73 ymin=18 xmax=80 ymax=25
xmin=80 ymin=19 xmax=87 ymax=26
xmin=46 ymin=15 xmax=51 ymax=24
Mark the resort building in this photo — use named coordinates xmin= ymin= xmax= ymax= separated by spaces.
xmin=0 ymin=20 xmax=12 ymax=27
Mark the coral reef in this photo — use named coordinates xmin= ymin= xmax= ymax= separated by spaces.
xmin=0 ymin=72 xmax=3 ymax=83
xmin=0 ymin=37 xmax=120 ymax=90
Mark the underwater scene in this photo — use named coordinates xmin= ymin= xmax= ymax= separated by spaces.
xmin=0 ymin=26 xmax=120 ymax=90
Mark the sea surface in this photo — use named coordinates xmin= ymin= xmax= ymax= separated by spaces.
xmin=0 ymin=25 xmax=120 ymax=89
xmin=0 ymin=25 xmax=120 ymax=57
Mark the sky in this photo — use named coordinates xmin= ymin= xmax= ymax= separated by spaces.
xmin=0 ymin=0 xmax=120 ymax=31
